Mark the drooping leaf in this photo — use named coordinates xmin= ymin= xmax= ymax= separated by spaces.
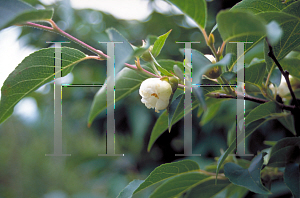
xmin=186 ymin=179 xmax=231 ymax=198
xmin=106 ymin=28 xmax=134 ymax=74
xmin=268 ymin=137 xmax=300 ymax=167
xmin=284 ymin=163 xmax=300 ymax=198
xmin=224 ymin=152 xmax=271 ymax=194
xmin=168 ymin=0 xmax=207 ymax=29
xmin=0 ymin=47 xmax=87 ymax=124
xmin=245 ymin=62 xmax=266 ymax=88
xmin=134 ymin=160 xmax=200 ymax=194
xmin=200 ymin=101 xmax=222 ymax=126
xmin=147 ymin=94 xmax=199 ymax=152
xmin=116 ymin=180 xmax=144 ymax=198
xmin=152 ymin=30 xmax=172 ymax=58
xmin=88 ymin=60 xmax=183 ymax=125
xmin=0 ymin=0 xmax=53 ymax=30
xmin=217 ymin=10 xmax=266 ymax=44
xmin=149 ymin=173 xmax=212 ymax=198
xmin=269 ymin=68 xmax=282 ymax=87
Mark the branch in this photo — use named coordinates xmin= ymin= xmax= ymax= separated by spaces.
xmin=266 ymin=38 xmax=299 ymax=108
xmin=208 ymin=92 xmax=296 ymax=111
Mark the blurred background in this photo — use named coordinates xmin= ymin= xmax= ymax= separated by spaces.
xmin=0 ymin=0 xmax=294 ymax=197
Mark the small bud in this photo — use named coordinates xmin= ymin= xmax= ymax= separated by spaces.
xmin=203 ymin=54 xmax=222 ymax=79
xmin=208 ymin=33 xmax=215 ymax=46
xmin=141 ymin=45 xmax=154 ymax=62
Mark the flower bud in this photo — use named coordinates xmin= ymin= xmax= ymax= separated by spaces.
xmin=139 ymin=78 xmax=172 ymax=113
xmin=208 ymin=33 xmax=215 ymax=46
xmin=141 ymin=45 xmax=154 ymax=62
xmin=203 ymin=54 xmax=222 ymax=79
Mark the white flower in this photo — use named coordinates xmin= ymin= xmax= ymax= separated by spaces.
xmin=139 ymin=78 xmax=172 ymax=113
xmin=204 ymin=54 xmax=216 ymax=64
xmin=269 ymin=75 xmax=291 ymax=99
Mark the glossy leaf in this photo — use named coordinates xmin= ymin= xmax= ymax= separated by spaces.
xmin=152 ymin=30 xmax=172 ymax=58
xmin=168 ymin=0 xmax=207 ymax=29
xmin=266 ymin=20 xmax=283 ymax=46
xmin=244 ymin=62 xmax=266 ymax=88
xmin=217 ymin=10 xmax=266 ymax=43
xmin=88 ymin=60 xmax=183 ymax=125
xmin=116 ymin=180 xmax=144 ymax=198
xmin=284 ymin=163 xmax=300 ymax=198
xmin=268 ymin=137 xmax=300 ymax=167
xmin=147 ymin=95 xmax=199 ymax=152
xmin=134 ymin=160 xmax=200 ymax=194
xmin=186 ymin=179 xmax=230 ymax=198
xmin=224 ymin=152 xmax=271 ymax=194
xmin=245 ymin=102 xmax=281 ymax=125
xmin=106 ymin=28 xmax=133 ymax=73
xmin=0 ymin=0 xmax=53 ymax=30
xmin=149 ymin=173 xmax=211 ymax=198
xmin=0 ymin=47 xmax=86 ymax=124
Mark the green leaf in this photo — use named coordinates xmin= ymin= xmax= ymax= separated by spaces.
xmin=245 ymin=102 xmax=281 ymax=125
xmin=168 ymin=94 xmax=183 ymax=132
xmin=227 ymin=0 xmax=299 ymax=71
xmin=88 ymin=67 xmax=148 ymax=126
xmin=149 ymin=173 xmax=212 ymax=198
xmin=134 ymin=160 xmax=200 ymax=194
xmin=147 ymin=94 xmax=199 ymax=152
xmin=225 ymin=184 xmax=249 ymax=198
xmin=152 ymin=30 xmax=172 ymax=58
xmin=277 ymin=113 xmax=296 ymax=135
xmin=0 ymin=0 xmax=53 ymax=30
xmin=216 ymin=117 xmax=280 ymax=183
xmin=117 ymin=180 xmax=144 ymax=198
xmin=88 ymin=60 xmax=183 ymax=126
xmin=217 ymin=10 xmax=266 ymax=44
xmin=168 ymin=0 xmax=207 ymax=29
xmin=224 ymin=152 xmax=271 ymax=194
xmin=269 ymin=68 xmax=282 ymax=87
xmin=268 ymin=137 xmax=300 ymax=167
xmin=280 ymin=58 xmax=300 ymax=80
xmin=186 ymin=178 xmax=230 ymax=198
xmin=106 ymin=28 xmax=134 ymax=73
xmin=0 ymin=47 xmax=86 ymax=124
xmin=262 ymin=8 xmax=300 ymax=71
xmin=200 ymin=101 xmax=222 ymax=126
xmin=231 ymin=0 xmax=295 ymax=13
xmin=245 ymin=62 xmax=266 ymax=88
xmin=284 ymin=163 xmax=300 ymax=198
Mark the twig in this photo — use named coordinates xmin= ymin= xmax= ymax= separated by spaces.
xmin=266 ymin=38 xmax=299 ymax=108
xmin=208 ymin=92 xmax=296 ymax=111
